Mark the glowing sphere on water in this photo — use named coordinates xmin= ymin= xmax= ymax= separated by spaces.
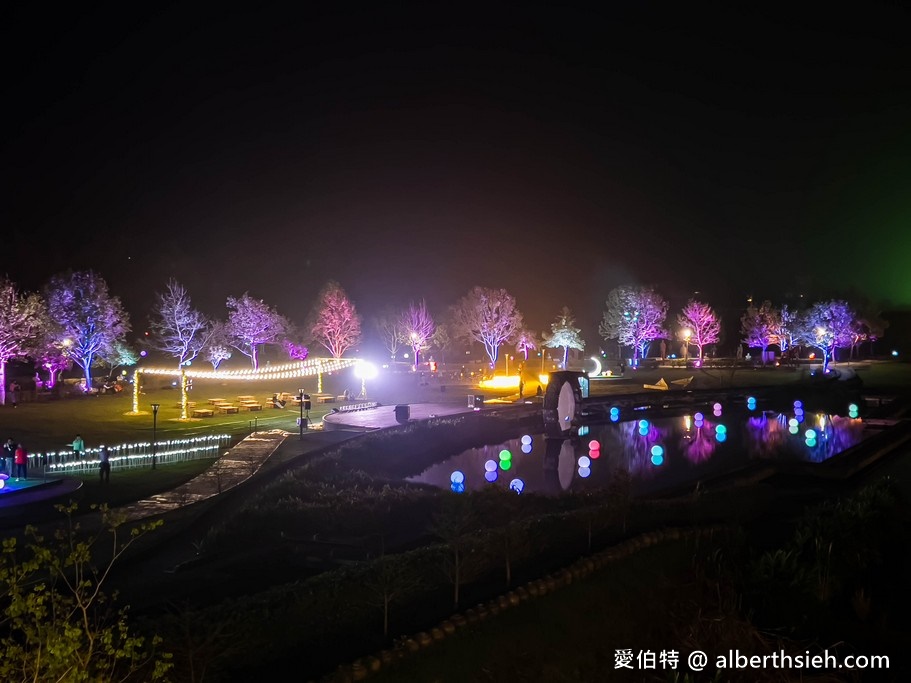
xmin=638 ymin=426 xmax=649 ymax=436
xmin=805 ymin=429 xmax=816 ymax=439
xmin=789 ymin=426 xmax=799 ymax=435
xmin=714 ymin=424 xmax=727 ymax=434
xmin=578 ymin=455 xmax=591 ymax=468
xmin=788 ymin=418 xmax=798 ymax=427
xmin=499 ymin=449 xmax=512 ymax=461
xmin=588 ymin=440 xmax=600 ymax=451
xmin=650 ymin=453 xmax=664 ymax=466
xmin=521 ymin=435 xmax=532 ymax=445
xmin=794 ymin=400 xmax=803 ymax=408
xmin=509 ymin=478 xmax=525 ymax=494
xmin=610 ymin=406 xmax=620 ymax=416
xmin=694 ymin=412 xmax=704 ymax=421
xmin=805 ymin=437 xmax=817 ymax=448
xmin=589 ymin=449 xmax=600 ymax=459
xmin=484 ymin=460 xmax=497 ymax=472
xmin=484 ymin=471 xmax=498 ymax=483
xmin=450 ymin=471 xmax=465 ymax=484
xmin=715 ymin=432 xmax=727 ymax=443
xmin=638 ymin=419 xmax=649 ymax=429
xmin=450 ymin=481 xmax=465 ymax=494
xmin=650 ymin=445 xmax=664 ymax=457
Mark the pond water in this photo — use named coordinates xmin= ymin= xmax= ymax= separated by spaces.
xmin=407 ymin=402 xmax=868 ymax=496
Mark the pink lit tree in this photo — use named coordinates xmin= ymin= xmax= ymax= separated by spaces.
xmin=795 ymin=300 xmax=856 ymax=373
xmin=450 ymin=286 xmax=524 ymax=368
xmin=204 ymin=321 xmax=232 ymax=370
xmin=399 ymin=300 xmax=435 ymax=370
xmin=740 ymin=300 xmax=780 ymax=363
xmin=226 ymin=293 xmax=289 ymax=369
xmin=0 ymin=278 xmax=47 ymax=404
xmin=38 ymin=337 xmax=71 ymax=389
xmin=599 ymin=286 xmax=667 ymax=362
xmin=544 ymin=307 xmax=584 ymax=369
xmin=514 ymin=328 xmax=538 ymax=361
xmin=45 ymin=271 xmax=131 ymax=391
xmin=676 ymin=299 xmax=720 ymax=359
xmin=310 ymin=281 xmax=362 ymax=358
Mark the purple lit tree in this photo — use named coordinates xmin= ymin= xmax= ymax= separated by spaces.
xmin=430 ymin=323 xmax=452 ymax=365
xmin=514 ymin=328 xmax=538 ymax=361
xmin=676 ymin=299 xmax=720 ymax=360
xmin=400 ymin=300 xmax=435 ymax=370
xmin=850 ymin=304 xmax=888 ymax=358
xmin=203 ymin=321 xmax=232 ymax=370
xmin=38 ymin=335 xmax=71 ymax=389
xmin=374 ymin=310 xmax=404 ymax=361
xmin=599 ymin=286 xmax=667 ymax=362
xmin=776 ymin=304 xmax=798 ymax=357
xmin=310 ymin=281 xmax=362 ymax=358
xmin=226 ymin=293 xmax=289 ymax=369
xmin=450 ymin=286 xmax=524 ymax=368
xmin=543 ymin=307 xmax=584 ymax=369
xmin=0 ymin=278 xmax=47 ymax=404
xmin=739 ymin=300 xmax=780 ymax=363
xmin=45 ymin=271 xmax=130 ymax=391
xmin=795 ymin=300 xmax=856 ymax=373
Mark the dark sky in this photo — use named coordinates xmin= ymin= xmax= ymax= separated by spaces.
xmin=4 ymin=2 xmax=911 ymax=347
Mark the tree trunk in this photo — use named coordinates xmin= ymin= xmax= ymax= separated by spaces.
xmin=0 ymin=359 xmax=6 ymax=405
xmin=180 ymin=367 xmax=189 ymax=419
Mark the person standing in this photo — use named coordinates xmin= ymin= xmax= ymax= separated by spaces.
xmin=14 ymin=443 xmax=28 ymax=480
xmin=72 ymin=434 xmax=85 ymax=459
xmin=9 ymin=381 xmax=20 ymax=408
xmin=99 ymin=445 xmax=111 ymax=484
xmin=0 ymin=438 xmax=12 ymax=475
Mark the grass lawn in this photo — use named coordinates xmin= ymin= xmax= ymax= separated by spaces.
xmin=72 ymin=457 xmax=218 ymax=508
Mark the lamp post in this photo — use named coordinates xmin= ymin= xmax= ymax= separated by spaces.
xmin=298 ymin=388 xmax=305 ymax=440
xmin=355 ymin=361 xmax=377 ymax=399
xmin=151 ymin=403 xmax=160 ymax=470
xmin=682 ymin=329 xmax=692 ymax=361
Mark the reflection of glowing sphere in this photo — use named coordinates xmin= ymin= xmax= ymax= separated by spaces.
xmin=578 ymin=455 xmax=591 ymax=468
xmin=650 ymin=445 xmax=664 ymax=457
xmin=588 ymin=440 xmax=600 ymax=451
xmin=804 ymin=429 xmax=816 ymax=439
xmin=610 ymin=406 xmax=620 ymax=416
xmin=521 ymin=443 xmax=533 ymax=454
xmin=805 ymin=438 xmax=817 ymax=448
xmin=638 ymin=419 xmax=649 ymax=429
xmin=638 ymin=426 xmax=649 ymax=436
xmin=484 ymin=460 xmax=497 ymax=472
xmin=499 ymin=449 xmax=512 ymax=461
xmin=450 ymin=481 xmax=465 ymax=493
xmin=509 ymin=478 xmax=525 ymax=494
xmin=610 ymin=414 xmax=619 ymax=422
xmin=694 ymin=412 xmax=704 ymax=421
xmin=795 ymin=407 xmax=804 ymax=416
xmin=499 ymin=459 xmax=512 ymax=471
xmin=521 ymin=435 xmax=532 ymax=445
xmin=650 ymin=453 xmax=664 ymax=466
xmin=450 ymin=471 xmax=465 ymax=484
xmin=715 ymin=432 xmax=727 ymax=443
xmin=589 ymin=449 xmax=600 ymax=459
xmin=0 ymin=478 xmax=4 ymax=490
xmin=713 ymin=402 xmax=722 ymax=411
xmin=578 ymin=467 xmax=591 ymax=478
xmin=796 ymin=414 xmax=804 ymax=423
xmin=789 ymin=425 xmax=799 ymax=435
xmin=484 ymin=471 xmax=498 ymax=483
xmin=794 ymin=400 xmax=803 ymax=408
xmin=713 ymin=409 xmax=722 ymax=417
xmin=715 ymin=424 xmax=727 ymax=434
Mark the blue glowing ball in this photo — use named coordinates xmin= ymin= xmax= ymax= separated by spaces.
xmin=638 ymin=419 xmax=649 ymax=429
xmin=715 ymin=424 xmax=727 ymax=434
xmin=521 ymin=434 xmax=532 ymax=445
xmin=484 ymin=471 xmax=498 ymax=483
xmin=794 ymin=400 xmax=803 ymax=408
xmin=484 ymin=460 xmax=497 ymax=473
xmin=521 ymin=443 xmax=532 ymax=454
xmin=805 ymin=438 xmax=817 ymax=448
xmin=610 ymin=406 xmax=620 ymax=416
xmin=578 ymin=466 xmax=591 ymax=478
xmin=610 ymin=414 xmax=619 ymax=422
xmin=650 ymin=453 xmax=664 ymax=466
xmin=638 ymin=426 xmax=649 ymax=436
xmin=715 ymin=432 xmax=727 ymax=443
xmin=577 ymin=455 xmax=591 ymax=468
xmin=450 ymin=470 xmax=465 ymax=484
xmin=450 ymin=481 xmax=465 ymax=494
xmin=650 ymin=444 xmax=664 ymax=457
xmin=509 ymin=478 xmax=525 ymax=494
xmin=694 ymin=412 xmax=704 ymax=421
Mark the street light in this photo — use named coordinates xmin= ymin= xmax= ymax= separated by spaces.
xmin=354 ymin=361 xmax=377 ymax=398
xmin=682 ymin=329 xmax=692 ymax=361
xmin=298 ymin=388 xmax=306 ymax=440
xmin=151 ymin=403 xmax=160 ymax=470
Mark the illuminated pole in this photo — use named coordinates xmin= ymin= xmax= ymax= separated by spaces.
xmin=506 ymin=354 xmax=509 ymax=376
xmin=683 ymin=329 xmax=692 ymax=361
xmin=151 ymin=403 xmax=160 ymax=470
xmin=132 ymin=370 xmax=140 ymax=413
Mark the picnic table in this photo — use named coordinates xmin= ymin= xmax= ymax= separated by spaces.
xmin=218 ymin=405 xmax=240 ymax=414
xmin=317 ymin=396 xmax=335 ymax=404
xmin=237 ymin=395 xmax=255 ymax=402
xmin=191 ymin=408 xmax=215 ymax=418
xmin=239 ymin=402 xmax=263 ymax=411
xmin=208 ymin=398 xmax=226 ymax=405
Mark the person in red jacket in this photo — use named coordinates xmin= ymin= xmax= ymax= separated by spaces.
xmin=14 ymin=443 xmax=27 ymax=480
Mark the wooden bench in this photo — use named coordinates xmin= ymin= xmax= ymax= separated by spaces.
xmin=239 ymin=403 xmax=263 ymax=411
xmin=317 ymin=396 xmax=334 ymax=404
xmin=191 ymin=408 xmax=215 ymax=418
xmin=218 ymin=405 xmax=240 ymax=414
xmin=208 ymin=398 xmax=226 ymax=405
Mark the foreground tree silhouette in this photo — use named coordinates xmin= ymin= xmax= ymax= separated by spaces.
xmin=431 ymin=495 xmax=479 ymax=610
xmin=0 ymin=504 xmax=171 ymax=682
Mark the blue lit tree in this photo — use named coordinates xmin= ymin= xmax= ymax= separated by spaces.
xmin=599 ymin=286 xmax=667 ymax=362
xmin=45 ymin=271 xmax=130 ymax=391
xmin=795 ymin=300 xmax=856 ymax=373
xmin=543 ymin=306 xmax=584 ymax=369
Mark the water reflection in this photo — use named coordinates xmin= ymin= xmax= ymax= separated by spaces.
xmin=408 ymin=408 xmax=867 ymax=496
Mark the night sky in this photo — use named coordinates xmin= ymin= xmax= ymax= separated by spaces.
xmin=4 ymin=3 xmax=911 ymax=347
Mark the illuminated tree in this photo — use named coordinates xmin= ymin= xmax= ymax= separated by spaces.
xmin=45 ymin=270 xmax=130 ymax=391
xmin=399 ymin=300 xmax=435 ymax=370
xmin=0 ymin=278 xmax=47 ymax=404
xmin=543 ymin=306 xmax=584 ymax=369
xmin=310 ymin=281 xmax=362 ymax=358
xmin=795 ymin=300 xmax=856 ymax=373
xmin=430 ymin=323 xmax=452 ymax=365
xmin=450 ymin=286 xmax=524 ymax=367
xmin=599 ymin=286 xmax=667 ymax=361
xmin=99 ymin=340 xmax=139 ymax=379
xmin=739 ymin=300 xmax=780 ymax=363
xmin=226 ymin=293 xmax=288 ymax=369
xmin=282 ymin=338 xmax=309 ymax=361
xmin=374 ymin=309 xmax=404 ymax=361
xmin=676 ymin=299 xmax=720 ymax=359
xmin=514 ymin=329 xmax=538 ymax=361
xmin=777 ymin=304 xmax=798 ymax=356
xmin=204 ymin=322 xmax=232 ymax=370
xmin=851 ymin=309 xmax=888 ymax=358
xmin=37 ymin=334 xmax=71 ymax=389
